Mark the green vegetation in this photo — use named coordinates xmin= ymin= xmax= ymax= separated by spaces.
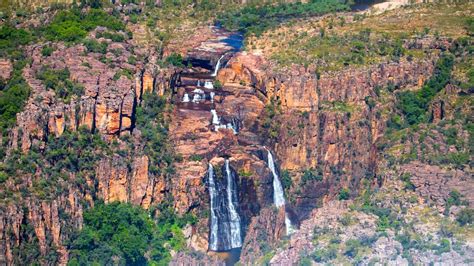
xmin=400 ymin=173 xmax=415 ymax=191
xmin=218 ymin=0 xmax=351 ymax=36
xmin=0 ymin=25 xmax=33 ymax=57
xmin=41 ymin=46 xmax=54 ymax=57
xmin=271 ymin=29 xmax=408 ymax=70
xmin=280 ymin=169 xmax=292 ymax=191
xmin=69 ymin=202 xmax=194 ymax=265
xmin=163 ymin=52 xmax=185 ymax=67
xmin=189 ymin=154 xmax=203 ymax=161
xmin=83 ymin=38 xmax=108 ymax=54
xmin=0 ymin=26 xmax=33 ymax=135
xmin=0 ymin=59 xmax=31 ymax=136
xmin=42 ymin=9 xmax=125 ymax=43
xmin=456 ymin=208 xmax=474 ymax=226
xmin=301 ymin=167 xmax=323 ymax=184
xmin=260 ymin=98 xmax=281 ymax=141
xmin=339 ymin=188 xmax=350 ymax=200
xmin=1 ymin=127 xmax=108 ymax=199
xmin=136 ymin=93 xmax=175 ymax=176
xmin=96 ymin=30 xmax=127 ymax=42
xmin=397 ymin=53 xmax=454 ymax=125
xmin=36 ymin=66 xmax=84 ymax=102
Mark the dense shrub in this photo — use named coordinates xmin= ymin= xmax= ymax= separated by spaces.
xmin=136 ymin=93 xmax=175 ymax=176
xmin=68 ymin=202 xmax=193 ymax=265
xmin=456 ymin=208 xmax=474 ymax=226
xmin=164 ymin=52 xmax=185 ymax=67
xmin=302 ymin=167 xmax=323 ymax=184
xmin=397 ymin=53 xmax=454 ymax=125
xmin=82 ymin=38 xmax=108 ymax=54
xmin=339 ymin=188 xmax=350 ymax=200
xmin=36 ymin=67 xmax=84 ymax=101
xmin=260 ymin=98 xmax=281 ymax=141
xmin=280 ymin=169 xmax=292 ymax=191
xmin=0 ymin=25 xmax=33 ymax=57
xmin=344 ymin=239 xmax=361 ymax=258
xmin=41 ymin=46 xmax=54 ymax=57
xmin=218 ymin=0 xmax=351 ymax=36
xmin=43 ymin=9 xmax=125 ymax=43
xmin=0 ymin=59 xmax=31 ymax=134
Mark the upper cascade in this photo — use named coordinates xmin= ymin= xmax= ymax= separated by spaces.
xmin=212 ymin=55 xmax=225 ymax=77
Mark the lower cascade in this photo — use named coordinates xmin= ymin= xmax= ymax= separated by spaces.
xmin=225 ymin=160 xmax=243 ymax=248
xmin=208 ymin=164 xmax=219 ymax=251
xmin=207 ymin=161 xmax=242 ymax=251
xmin=267 ymin=151 xmax=295 ymax=235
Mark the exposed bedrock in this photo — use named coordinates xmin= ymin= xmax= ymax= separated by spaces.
xmin=218 ymin=52 xmax=436 ymax=221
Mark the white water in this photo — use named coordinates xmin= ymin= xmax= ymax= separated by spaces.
xmin=268 ymin=151 xmax=285 ymax=207
xmin=227 ymin=123 xmax=237 ymax=135
xmin=267 ymin=151 xmax=295 ymax=235
xmin=211 ymin=109 xmax=220 ymax=125
xmin=225 ymin=160 xmax=242 ymax=248
xmin=182 ymin=93 xmax=190 ymax=103
xmin=208 ymin=164 xmax=219 ymax=250
xmin=192 ymin=94 xmax=202 ymax=103
xmin=212 ymin=55 xmax=225 ymax=77
xmin=192 ymin=89 xmax=204 ymax=103
xmin=204 ymin=81 xmax=214 ymax=89
xmin=197 ymin=80 xmax=201 ymax=87
xmin=210 ymin=91 xmax=215 ymax=103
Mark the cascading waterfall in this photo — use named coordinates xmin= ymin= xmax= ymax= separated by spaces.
xmin=225 ymin=160 xmax=242 ymax=248
xmin=204 ymin=81 xmax=214 ymax=89
xmin=208 ymin=163 xmax=219 ymax=251
xmin=182 ymin=93 xmax=190 ymax=103
xmin=207 ymin=161 xmax=242 ymax=251
xmin=267 ymin=151 xmax=295 ymax=235
xmin=192 ymin=88 xmax=204 ymax=103
xmin=210 ymin=91 xmax=215 ymax=103
xmin=212 ymin=55 xmax=225 ymax=77
xmin=211 ymin=109 xmax=220 ymax=125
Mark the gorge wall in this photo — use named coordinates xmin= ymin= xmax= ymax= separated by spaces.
xmin=218 ymin=52 xmax=435 ymax=220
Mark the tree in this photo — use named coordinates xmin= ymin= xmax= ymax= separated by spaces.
xmin=81 ymin=0 xmax=102 ymax=8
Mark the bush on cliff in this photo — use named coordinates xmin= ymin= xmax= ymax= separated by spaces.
xmin=0 ymin=59 xmax=31 ymax=136
xmin=36 ymin=66 xmax=84 ymax=102
xmin=397 ymin=53 xmax=454 ymax=125
xmin=218 ymin=0 xmax=351 ymax=36
xmin=456 ymin=208 xmax=474 ymax=226
xmin=136 ymin=92 xmax=176 ymax=176
xmin=0 ymin=25 xmax=33 ymax=57
xmin=42 ymin=9 xmax=125 ymax=43
xmin=68 ymin=202 xmax=192 ymax=265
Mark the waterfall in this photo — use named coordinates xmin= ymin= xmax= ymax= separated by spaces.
xmin=207 ymin=162 xmax=242 ymax=251
xmin=210 ymin=91 xmax=215 ymax=103
xmin=267 ymin=151 xmax=295 ymax=235
xmin=225 ymin=160 xmax=242 ymax=248
xmin=192 ymin=94 xmax=201 ymax=103
xmin=192 ymin=88 xmax=204 ymax=103
xmin=212 ymin=55 xmax=225 ymax=77
xmin=197 ymin=80 xmax=201 ymax=87
xmin=182 ymin=93 xmax=190 ymax=103
xmin=204 ymin=81 xmax=214 ymax=89
xmin=268 ymin=151 xmax=285 ymax=207
xmin=208 ymin=164 xmax=219 ymax=251
xmin=211 ymin=109 xmax=220 ymax=125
